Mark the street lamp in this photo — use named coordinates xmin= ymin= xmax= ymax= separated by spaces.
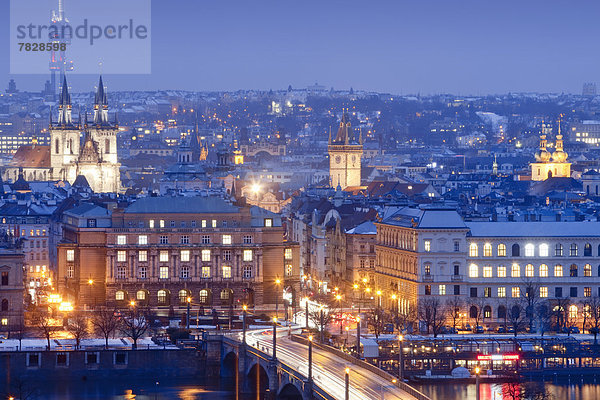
xmin=242 ymin=305 xmax=247 ymax=344
xmin=308 ymin=335 xmax=313 ymax=382
xmin=186 ymin=296 xmax=191 ymax=330
xmin=272 ymin=317 xmax=278 ymax=360
xmin=398 ymin=334 xmax=404 ymax=380
xmin=319 ymin=304 xmax=325 ymax=343
xmin=376 ymin=290 xmax=382 ymax=308
xmin=130 ymin=300 xmax=136 ymax=307
xmin=345 ymin=367 xmax=350 ymax=400
xmin=356 ymin=316 xmax=361 ymax=359
xmin=304 ymin=297 xmax=310 ymax=330
xmin=474 ymin=366 xmax=481 ymax=400
xmin=336 ymin=294 xmax=343 ymax=335
xmin=275 ymin=278 xmax=281 ymax=320
xmin=88 ymin=278 xmax=94 ymax=309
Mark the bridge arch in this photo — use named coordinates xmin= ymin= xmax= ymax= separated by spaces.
xmin=277 ymin=383 xmax=304 ymax=400
xmin=247 ymin=362 xmax=269 ymax=395
xmin=221 ymin=351 xmax=238 ymax=378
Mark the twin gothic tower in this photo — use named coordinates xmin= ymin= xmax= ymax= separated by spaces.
xmin=49 ymin=76 xmax=121 ymax=193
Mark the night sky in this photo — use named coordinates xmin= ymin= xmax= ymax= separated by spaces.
xmin=1 ymin=0 xmax=599 ymax=94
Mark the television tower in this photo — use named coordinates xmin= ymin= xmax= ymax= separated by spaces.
xmin=49 ymin=0 xmax=74 ymax=99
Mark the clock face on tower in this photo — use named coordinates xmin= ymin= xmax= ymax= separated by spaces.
xmin=335 ymin=156 xmax=341 ymax=164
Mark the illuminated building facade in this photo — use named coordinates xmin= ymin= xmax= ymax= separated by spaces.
xmin=376 ymin=205 xmax=600 ymax=330
xmin=57 ymin=197 xmax=299 ymax=310
xmin=530 ymin=134 xmax=570 ymax=181
xmin=328 ymin=113 xmax=363 ymax=189
xmin=0 ymin=238 xmax=25 ymax=334
xmin=3 ymin=76 xmax=121 ymax=193
xmin=375 ymin=206 xmax=468 ymax=318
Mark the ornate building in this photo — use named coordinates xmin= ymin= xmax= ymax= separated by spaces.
xmin=328 ymin=113 xmax=363 ymax=189
xmin=57 ymin=197 xmax=300 ymax=310
xmin=4 ymin=76 xmax=121 ymax=193
xmin=531 ymin=132 xmax=571 ymax=181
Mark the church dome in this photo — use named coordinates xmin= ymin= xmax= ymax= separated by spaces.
xmin=551 ymin=134 xmax=568 ymax=163
xmin=534 ymin=134 xmax=551 ymax=162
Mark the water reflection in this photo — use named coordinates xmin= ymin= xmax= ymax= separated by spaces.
xmin=416 ymin=382 xmax=600 ymax=400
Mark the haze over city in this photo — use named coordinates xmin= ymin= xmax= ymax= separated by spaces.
xmin=2 ymin=0 xmax=600 ymax=94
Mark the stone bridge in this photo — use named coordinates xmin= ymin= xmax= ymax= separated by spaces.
xmin=215 ymin=335 xmax=335 ymax=400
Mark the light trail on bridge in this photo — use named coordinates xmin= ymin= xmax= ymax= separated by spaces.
xmin=239 ymin=326 xmax=419 ymax=400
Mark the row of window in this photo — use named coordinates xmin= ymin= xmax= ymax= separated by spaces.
xmin=116 ymin=234 xmax=256 ymax=246
xmin=468 ymin=304 xmax=583 ymax=320
xmin=469 ymin=243 xmax=597 ymax=258
xmin=467 ymin=263 xmax=595 ymax=278
xmin=115 ymin=288 xmax=235 ymax=304
xmin=116 ymin=249 xmax=255 ymax=263
xmin=142 ymin=218 xmax=273 ymax=229
xmin=425 ymin=284 xmax=598 ymax=299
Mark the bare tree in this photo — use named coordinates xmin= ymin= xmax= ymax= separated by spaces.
xmin=119 ymin=306 xmax=150 ymax=349
xmin=396 ymin=305 xmax=417 ymax=334
xmin=467 ymin=297 xmax=486 ymax=332
xmin=445 ymin=297 xmax=463 ymax=332
xmin=552 ymin=297 xmax=570 ymax=333
xmin=521 ymin=279 xmax=540 ymax=333
xmin=502 ymin=382 xmax=554 ymax=400
xmin=507 ymin=300 xmax=527 ymax=337
xmin=92 ymin=307 xmax=121 ymax=349
xmin=418 ymin=297 xmax=445 ymax=337
xmin=585 ymin=296 xmax=600 ymax=345
xmin=0 ymin=377 xmax=39 ymax=400
xmin=536 ymin=301 xmax=553 ymax=337
xmin=307 ymin=294 xmax=338 ymax=342
xmin=66 ymin=312 xmax=89 ymax=350
xmin=368 ymin=306 xmax=390 ymax=339
xmin=31 ymin=311 xmax=58 ymax=350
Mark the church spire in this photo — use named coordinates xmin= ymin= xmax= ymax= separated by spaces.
xmin=93 ymin=75 xmax=109 ymax=125
xmin=57 ymin=75 xmax=72 ymax=126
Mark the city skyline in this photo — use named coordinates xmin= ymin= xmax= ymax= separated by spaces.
xmin=2 ymin=0 xmax=600 ymax=94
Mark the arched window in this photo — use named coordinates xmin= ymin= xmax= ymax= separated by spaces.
xmin=136 ymin=290 xmax=147 ymax=301
xmin=469 ymin=306 xmax=478 ymax=319
xmin=55 ymin=139 xmax=60 ymax=154
xmin=585 ymin=243 xmax=592 ymax=257
xmin=158 ymin=289 xmax=169 ymax=305
xmin=570 ymin=244 xmax=578 ymax=257
xmin=497 ymin=305 xmax=506 ymax=319
xmin=555 ymin=243 xmax=563 ymax=257
xmin=512 ymin=244 xmax=520 ymax=257
xmin=178 ymin=289 xmax=190 ymax=305
xmin=539 ymin=244 xmax=549 ymax=257
xmin=469 ymin=243 xmax=478 ymax=257
xmin=584 ymin=264 xmax=592 ymax=277
xmin=483 ymin=305 xmax=491 ymax=319
xmin=105 ymin=138 xmax=110 ymax=154
xmin=469 ymin=264 xmax=479 ymax=278
xmin=524 ymin=244 xmax=534 ymax=257
xmin=1 ymin=299 xmax=8 ymax=311
xmin=570 ymin=264 xmax=578 ymax=277
xmin=115 ymin=290 xmax=126 ymax=301
xmin=483 ymin=243 xmax=492 ymax=257
xmin=199 ymin=289 xmax=211 ymax=304
xmin=525 ymin=264 xmax=534 ymax=277
xmin=497 ymin=244 xmax=506 ymax=257
xmin=569 ymin=305 xmax=578 ymax=319
xmin=539 ymin=264 xmax=548 ymax=277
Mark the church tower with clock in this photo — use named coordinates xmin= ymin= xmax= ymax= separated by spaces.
xmin=328 ymin=112 xmax=363 ymax=189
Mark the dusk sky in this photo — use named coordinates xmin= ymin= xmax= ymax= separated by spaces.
xmin=2 ymin=0 xmax=600 ymax=94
